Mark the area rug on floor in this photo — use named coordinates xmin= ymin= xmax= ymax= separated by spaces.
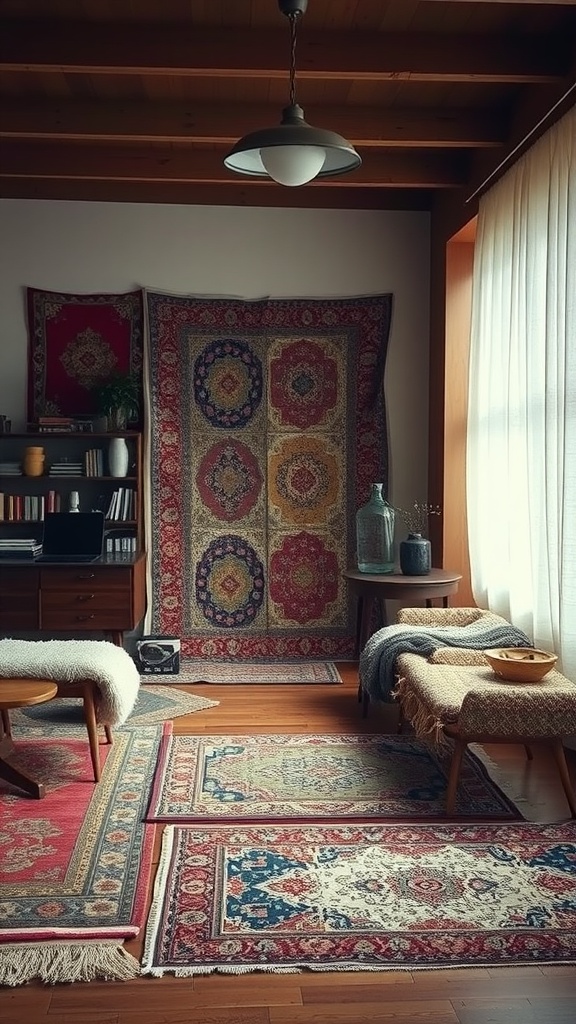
xmin=0 ymin=726 xmax=164 ymax=986
xmin=142 ymin=820 xmax=576 ymax=976
xmin=7 ymin=685 xmax=219 ymax=737
xmin=169 ymin=661 xmax=342 ymax=685
xmin=146 ymin=733 xmax=521 ymax=822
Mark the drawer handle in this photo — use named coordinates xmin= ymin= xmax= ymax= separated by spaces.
xmin=76 ymin=573 xmax=96 ymax=580
xmin=76 ymin=593 xmax=95 ymax=602
xmin=75 ymin=614 xmax=96 ymax=621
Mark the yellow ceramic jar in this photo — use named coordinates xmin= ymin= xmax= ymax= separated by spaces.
xmin=23 ymin=445 xmax=45 ymax=477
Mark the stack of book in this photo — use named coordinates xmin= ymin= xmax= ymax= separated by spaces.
xmin=0 ymin=537 xmax=42 ymax=559
xmin=0 ymin=461 xmax=22 ymax=476
xmin=49 ymin=459 xmax=83 ymax=476
xmin=34 ymin=416 xmax=76 ymax=433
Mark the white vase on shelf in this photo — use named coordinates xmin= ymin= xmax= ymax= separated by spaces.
xmin=108 ymin=437 xmax=129 ymax=478
xmin=69 ymin=490 xmax=80 ymax=512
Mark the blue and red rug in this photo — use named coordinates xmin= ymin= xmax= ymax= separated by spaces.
xmin=142 ymin=819 xmax=576 ymax=976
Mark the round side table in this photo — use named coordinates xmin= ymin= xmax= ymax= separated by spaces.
xmin=343 ymin=567 xmax=463 ymax=657
xmin=0 ymin=678 xmax=58 ymax=798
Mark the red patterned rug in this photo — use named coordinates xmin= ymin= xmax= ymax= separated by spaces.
xmin=0 ymin=727 xmax=162 ymax=986
xmin=142 ymin=820 xmax=576 ymax=976
xmin=145 ymin=292 xmax=392 ymax=659
xmin=26 ymin=287 xmax=143 ymax=419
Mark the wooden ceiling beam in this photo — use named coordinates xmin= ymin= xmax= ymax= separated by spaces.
xmin=0 ymin=176 xmax=433 ymax=211
xmin=0 ymin=99 xmax=506 ymax=149
xmin=0 ymin=142 xmax=466 ymax=188
xmin=0 ymin=21 xmax=569 ymax=83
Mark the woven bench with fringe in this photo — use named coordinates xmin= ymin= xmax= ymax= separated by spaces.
xmin=386 ymin=608 xmax=576 ymax=816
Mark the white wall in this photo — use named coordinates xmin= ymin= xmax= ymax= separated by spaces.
xmin=0 ymin=199 xmax=430 ymax=513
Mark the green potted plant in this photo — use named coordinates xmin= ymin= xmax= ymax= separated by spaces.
xmin=94 ymin=372 xmax=140 ymax=431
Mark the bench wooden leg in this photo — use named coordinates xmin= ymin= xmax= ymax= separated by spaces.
xmin=445 ymin=737 xmax=467 ymax=815
xmin=1 ymin=709 xmax=11 ymax=737
xmin=551 ymin=738 xmax=576 ymax=817
xmin=81 ymin=683 xmax=102 ymax=782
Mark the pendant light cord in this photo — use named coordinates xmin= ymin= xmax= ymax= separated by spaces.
xmin=288 ymin=11 xmax=300 ymax=107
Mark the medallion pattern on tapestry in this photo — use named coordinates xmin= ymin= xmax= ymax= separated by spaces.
xmin=146 ymin=293 xmax=392 ymax=659
xmin=26 ymin=287 xmax=143 ymax=419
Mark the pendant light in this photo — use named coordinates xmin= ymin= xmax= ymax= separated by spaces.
xmin=224 ymin=0 xmax=361 ymax=187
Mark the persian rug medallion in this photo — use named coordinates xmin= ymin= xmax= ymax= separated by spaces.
xmin=142 ymin=820 xmax=576 ymax=976
xmin=0 ymin=726 xmax=162 ymax=986
xmin=26 ymin=287 xmax=143 ymax=420
xmin=145 ymin=291 xmax=392 ymax=659
xmin=146 ymin=733 xmax=521 ymax=823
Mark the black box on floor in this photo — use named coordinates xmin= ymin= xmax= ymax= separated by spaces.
xmin=135 ymin=635 xmax=181 ymax=675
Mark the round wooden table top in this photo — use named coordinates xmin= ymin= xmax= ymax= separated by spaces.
xmin=343 ymin=567 xmax=462 ymax=588
xmin=0 ymin=678 xmax=58 ymax=709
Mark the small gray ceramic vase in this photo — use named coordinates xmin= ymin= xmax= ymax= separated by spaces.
xmin=399 ymin=532 xmax=431 ymax=575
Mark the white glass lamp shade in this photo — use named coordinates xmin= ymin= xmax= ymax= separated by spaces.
xmin=261 ymin=144 xmax=326 ymax=186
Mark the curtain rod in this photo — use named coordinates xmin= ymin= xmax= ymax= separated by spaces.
xmin=466 ymin=81 xmax=576 ymax=204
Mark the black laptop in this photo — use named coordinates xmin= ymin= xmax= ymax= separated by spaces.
xmin=36 ymin=511 xmax=105 ymax=563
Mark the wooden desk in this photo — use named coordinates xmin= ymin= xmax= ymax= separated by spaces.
xmin=0 ymin=677 xmax=58 ymax=798
xmin=0 ymin=552 xmax=146 ymax=646
xmin=343 ymin=567 xmax=463 ymax=656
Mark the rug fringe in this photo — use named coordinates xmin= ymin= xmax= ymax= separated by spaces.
xmin=0 ymin=940 xmax=140 ymax=987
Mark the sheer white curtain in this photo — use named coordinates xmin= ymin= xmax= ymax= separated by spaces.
xmin=467 ymin=107 xmax=576 ymax=676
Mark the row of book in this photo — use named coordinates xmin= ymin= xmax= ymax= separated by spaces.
xmin=0 ymin=488 xmax=137 ymax=522
xmin=105 ymin=487 xmax=136 ymax=522
xmin=105 ymin=532 xmax=137 ymax=555
xmin=84 ymin=449 xmax=105 ymax=476
xmin=0 ymin=492 xmax=61 ymax=520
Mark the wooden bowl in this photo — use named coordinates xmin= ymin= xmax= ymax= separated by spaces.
xmin=483 ymin=647 xmax=557 ymax=683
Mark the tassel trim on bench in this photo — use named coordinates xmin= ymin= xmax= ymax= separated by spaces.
xmin=394 ymin=677 xmax=448 ymax=746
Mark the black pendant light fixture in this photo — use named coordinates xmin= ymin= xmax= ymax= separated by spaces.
xmin=224 ymin=0 xmax=361 ymax=187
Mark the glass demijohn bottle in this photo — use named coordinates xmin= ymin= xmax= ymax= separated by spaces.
xmin=356 ymin=483 xmax=395 ymax=574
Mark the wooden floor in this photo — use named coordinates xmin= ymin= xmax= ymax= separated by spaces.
xmin=1 ymin=662 xmax=576 ymax=1023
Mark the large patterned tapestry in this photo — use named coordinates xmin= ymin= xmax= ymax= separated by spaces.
xmin=145 ymin=292 xmax=392 ymax=659
xmin=26 ymin=287 xmax=143 ymax=419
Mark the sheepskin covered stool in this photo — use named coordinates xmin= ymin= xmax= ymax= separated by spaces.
xmin=0 ymin=638 xmax=140 ymax=782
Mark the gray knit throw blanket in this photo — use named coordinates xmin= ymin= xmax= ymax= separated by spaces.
xmin=359 ymin=620 xmax=533 ymax=704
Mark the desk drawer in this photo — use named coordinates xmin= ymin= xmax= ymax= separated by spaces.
xmin=40 ymin=567 xmax=132 ymax=593
xmin=40 ymin=606 xmax=130 ymax=631
xmin=39 ymin=566 xmax=134 ymax=630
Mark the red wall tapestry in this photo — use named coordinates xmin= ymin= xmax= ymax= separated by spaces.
xmin=26 ymin=287 xmax=144 ymax=420
xmin=145 ymin=291 xmax=392 ymax=660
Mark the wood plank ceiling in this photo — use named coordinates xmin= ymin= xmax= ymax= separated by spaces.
xmin=0 ymin=0 xmax=575 ymax=211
